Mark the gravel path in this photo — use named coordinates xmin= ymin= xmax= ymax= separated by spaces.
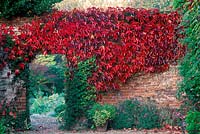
xmin=31 ymin=114 xmax=59 ymax=130
xmin=14 ymin=114 xmax=62 ymax=134
xmin=13 ymin=114 xmax=183 ymax=134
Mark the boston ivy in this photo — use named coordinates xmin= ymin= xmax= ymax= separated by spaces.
xmin=0 ymin=7 xmax=185 ymax=93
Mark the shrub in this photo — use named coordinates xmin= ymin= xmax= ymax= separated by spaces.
xmin=87 ymin=103 xmax=116 ymax=128
xmin=93 ymin=110 xmax=110 ymax=127
xmin=30 ymin=93 xmax=65 ymax=115
xmin=63 ymin=58 xmax=96 ymax=130
xmin=111 ymin=99 xmax=162 ymax=130
xmin=136 ymin=101 xmax=161 ymax=129
xmin=0 ymin=0 xmax=62 ymax=19
xmin=54 ymin=104 xmax=66 ymax=122
xmin=159 ymin=108 xmax=181 ymax=127
xmin=186 ymin=111 xmax=200 ymax=134
xmin=111 ymin=99 xmax=140 ymax=129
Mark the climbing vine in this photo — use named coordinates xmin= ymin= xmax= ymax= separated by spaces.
xmin=174 ymin=0 xmax=200 ymax=107
xmin=0 ymin=8 xmax=185 ymax=93
xmin=64 ymin=57 xmax=96 ymax=130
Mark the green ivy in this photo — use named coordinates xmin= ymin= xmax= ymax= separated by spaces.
xmin=63 ymin=57 xmax=97 ymax=130
xmin=174 ymin=0 xmax=200 ymax=107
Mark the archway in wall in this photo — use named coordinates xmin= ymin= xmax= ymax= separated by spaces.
xmin=28 ymin=54 xmax=65 ymax=131
xmin=0 ymin=5 xmax=184 ymax=130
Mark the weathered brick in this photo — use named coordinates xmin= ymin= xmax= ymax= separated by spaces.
xmin=99 ymin=65 xmax=181 ymax=108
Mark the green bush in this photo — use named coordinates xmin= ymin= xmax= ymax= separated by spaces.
xmin=87 ymin=103 xmax=116 ymax=128
xmin=136 ymin=101 xmax=161 ymax=129
xmin=30 ymin=93 xmax=65 ymax=115
xmin=63 ymin=58 xmax=96 ymax=130
xmin=111 ymin=99 xmax=162 ymax=130
xmin=54 ymin=104 xmax=66 ymax=122
xmin=186 ymin=111 xmax=200 ymax=134
xmin=0 ymin=0 xmax=62 ymax=19
xmin=111 ymin=99 xmax=140 ymax=129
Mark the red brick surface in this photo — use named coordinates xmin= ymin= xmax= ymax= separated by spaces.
xmin=99 ymin=65 xmax=182 ymax=108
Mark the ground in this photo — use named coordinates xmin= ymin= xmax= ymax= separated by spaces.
xmin=12 ymin=114 xmax=183 ymax=134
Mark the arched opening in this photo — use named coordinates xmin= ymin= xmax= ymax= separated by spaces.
xmin=28 ymin=54 xmax=65 ymax=131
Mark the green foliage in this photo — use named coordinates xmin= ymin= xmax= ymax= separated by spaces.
xmin=111 ymin=99 xmax=140 ymax=129
xmin=47 ymin=64 xmax=65 ymax=94
xmin=159 ymin=108 xmax=181 ymax=127
xmin=64 ymin=58 xmax=96 ymax=130
xmin=93 ymin=110 xmax=110 ymax=127
xmin=0 ymin=101 xmax=30 ymax=131
xmin=87 ymin=103 xmax=116 ymax=128
xmin=186 ymin=110 xmax=200 ymax=134
xmin=141 ymin=0 xmax=172 ymax=11
xmin=0 ymin=119 xmax=6 ymax=134
xmin=111 ymin=99 xmax=161 ymax=130
xmin=174 ymin=0 xmax=200 ymax=106
xmin=137 ymin=101 xmax=161 ymax=129
xmin=29 ymin=54 xmax=65 ymax=97
xmin=28 ymin=71 xmax=50 ymax=97
xmin=14 ymin=111 xmax=31 ymax=130
xmin=54 ymin=104 xmax=66 ymax=122
xmin=30 ymin=93 xmax=65 ymax=115
xmin=34 ymin=55 xmax=58 ymax=66
xmin=0 ymin=0 xmax=62 ymax=19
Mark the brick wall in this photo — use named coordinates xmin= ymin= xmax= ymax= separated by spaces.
xmin=0 ymin=66 xmax=27 ymax=112
xmin=99 ymin=65 xmax=182 ymax=108
xmin=0 ymin=66 xmax=16 ymax=104
xmin=0 ymin=65 xmax=181 ymax=124
xmin=0 ymin=66 xmax=28 ymax=128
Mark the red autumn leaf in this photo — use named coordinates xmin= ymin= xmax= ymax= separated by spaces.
xmin=15 ymin=69 xmax=20 ymax=75
xmin=19 ymin=63 xmax=25 ymax=70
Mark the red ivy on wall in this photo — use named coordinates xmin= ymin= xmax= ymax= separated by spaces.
xmin=0 ymin=7 xmax=185 ymax=92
